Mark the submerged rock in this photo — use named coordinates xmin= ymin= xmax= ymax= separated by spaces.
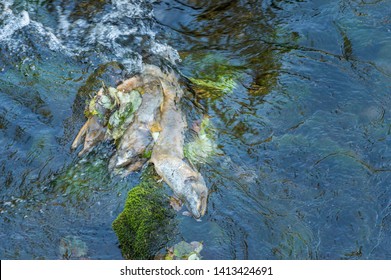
xmin=185 ymin=53 xmax=241 ymax=98
xmin=112 ymin=166 xmax=176 ymax=259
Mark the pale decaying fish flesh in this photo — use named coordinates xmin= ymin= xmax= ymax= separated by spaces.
xmin=72 ymin=65 xmax=208 ymax=219
xmin=108 ymin=77 xmax=163 ymax=176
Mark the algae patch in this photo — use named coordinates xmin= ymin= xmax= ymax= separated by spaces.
xmin=112 ymin=166 xmax=176 ymax=259
xmin=185 ymin=53 xmax=242 ymax=98
xmin=184 ymin=116 xmax=219 ymax=165
xmin=51 ymin=148 xmax=121 ymax=205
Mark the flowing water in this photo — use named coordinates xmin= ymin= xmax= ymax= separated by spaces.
xmin=0 ymin=0 xmax=390 ymax=259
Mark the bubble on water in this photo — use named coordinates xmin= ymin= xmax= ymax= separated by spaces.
xmin=362 ymin=105 xmax=385 ymax=123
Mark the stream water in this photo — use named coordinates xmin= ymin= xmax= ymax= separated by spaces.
xmin=0 ymin=0 xmax=390 ymax=259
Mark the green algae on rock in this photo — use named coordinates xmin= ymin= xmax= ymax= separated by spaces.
xmin=112 ymin=166 xmax=176 ymax=259
xmin=51 ymin=147 xmax=128 ymax=206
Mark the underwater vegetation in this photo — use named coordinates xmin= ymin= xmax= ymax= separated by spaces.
xmin=184 ymin=115 xmax=219 ymax=165
xmin=184 ymin=53 xmax=243 ymax=99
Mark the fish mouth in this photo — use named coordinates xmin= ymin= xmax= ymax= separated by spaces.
xmin=187 ymin=206 xmax=202 ymax=219
xmin=198 ymin=192 xmax=207 ymax=217
xmin=184 ymin=188 xmax=208 ymax=219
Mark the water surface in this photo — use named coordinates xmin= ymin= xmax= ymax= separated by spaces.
xmin=0 ymin=0 xmax=390 ymax=259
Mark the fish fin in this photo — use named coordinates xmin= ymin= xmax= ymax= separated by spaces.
xmin=116 ymin=75 xmax=142 ymax=92
xmin=71 ymin=120 xmax=89 ymax=150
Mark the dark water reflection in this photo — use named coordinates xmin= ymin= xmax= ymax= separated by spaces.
xmin=156 ymin=0 xmax=391 ymax=259
xmin=1 ymin=0 xmax=390 ymax=259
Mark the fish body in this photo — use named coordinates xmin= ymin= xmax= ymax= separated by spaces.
xmin=109 ymin=79 xmax=163 ymax=175
xmin=151 ymin=154 xmax=208 ymax=219
xmin=72 ymin=65 xmax=208 ymax=218
xmin=151 ymin=72 xmax=208 ymax=218
xmin=72 ymin=115 xmax=106 ymax=156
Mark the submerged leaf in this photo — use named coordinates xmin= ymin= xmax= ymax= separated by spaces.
xmin=165 ymin=240 xmax=203 ymax=260
xmin=190 ymin=241 xmax=203 ymax=254
xmin=190 ymin=75 xmax=237 ymax=94
xmin=85 ymin=97 xmax=98 ymax=117
xmin=173 ymin=241 xmax=195 ymax=259
xmin=188 ymin=253 xmax=200 ymax=260
xmin=99 ymin=94 xmax=114 ymax=109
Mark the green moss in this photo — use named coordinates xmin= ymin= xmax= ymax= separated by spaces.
xmin=141 ymin=149 xmax=153 ymax=159
xmin=112 ymin=166 xmax=176 ymax=259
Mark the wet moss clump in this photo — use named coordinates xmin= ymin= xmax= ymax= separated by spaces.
xmin=112 ymin=166 xmax=176 ymax=259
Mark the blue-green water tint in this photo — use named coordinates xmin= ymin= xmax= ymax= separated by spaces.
xmin=155 ymin=0 xmax=391 ymax=259
xmin=1 ymin=0 xmax=390 ymax=259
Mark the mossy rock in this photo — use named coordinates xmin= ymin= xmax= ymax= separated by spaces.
xmin=112 ymin=166 xmax=176 ymax=259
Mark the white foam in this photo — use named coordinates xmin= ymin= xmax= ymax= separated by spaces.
xmin=0 ymin=9 xmax=30 ymax=42
xmin=30 ymin=20 xmax=70 ymax=54
xmin=1 ymin=0 xmax=180 ymax=70
xmin=2 ymin=0 xmax=14 ymax=10
xmin=54 ymin=0 xmax=180 ymax=69
xmin=0 ymin=1 xmax=67 ymax=55
xmin=151 ymin=41 xmax=181 ymax=64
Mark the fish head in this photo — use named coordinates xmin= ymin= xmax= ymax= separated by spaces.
xmin=183 ymin=176 xmax=208 ymax=219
